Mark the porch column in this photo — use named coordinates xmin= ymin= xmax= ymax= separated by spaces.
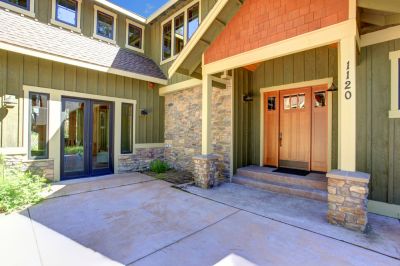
xmin=202 ymin=73 xmax=212 ymax=154
xmin=338 ymin=35 xmax=357 ymax=171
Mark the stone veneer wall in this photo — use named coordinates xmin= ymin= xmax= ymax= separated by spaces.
xmin=3 ymin=155 xmax=55 ymax=181
xmin=164 ymin=80 xmax=232 ymax=178
xmin=118 ymin=147 xmax=165 ymax=173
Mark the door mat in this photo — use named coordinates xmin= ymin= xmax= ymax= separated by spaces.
xmin=273 ymin=167 xmax=310 ymax=176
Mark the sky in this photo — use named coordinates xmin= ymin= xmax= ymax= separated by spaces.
xmin=109 ymin=0 xmax=169 ymax=18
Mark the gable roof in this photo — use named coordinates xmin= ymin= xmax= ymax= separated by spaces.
xmin=168 ymin=0 xmax=243 ymax=79
xmin=0 ymin=9 xmax=167 ymax=84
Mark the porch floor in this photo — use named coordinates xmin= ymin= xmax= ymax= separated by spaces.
xmin=182 ymin=182 xmax=400 ymax=260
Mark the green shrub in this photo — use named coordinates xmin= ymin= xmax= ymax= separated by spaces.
xmin=149 ymin=159 xmax=169 ymax=174
xmin=0 ymin=156 xmax=48 ymax=213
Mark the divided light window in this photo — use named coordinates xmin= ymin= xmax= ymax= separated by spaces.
xmin=29 ymin=93 xmax=49 ymax=159
xmin=121 ymin=103 xmax=134 ymax=154
xmin=97 ymin=10 xmax=114 ymax=40
xmin=1 ymin=0 xmax=29 ymax=9
xmin=55 ymin=0 xmax=78 ymax=26
xmin=126 ymin=21 xmax=144 ymax=53
xmin=161 ymin=1 xmax=200 ymax=62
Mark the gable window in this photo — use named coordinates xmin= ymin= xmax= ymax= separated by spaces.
xmin=389 ymin=51 xmax=400 ymax=118
xmin=94 ymin=5 xmax=117 ymax=43
xmin=0 ymin=0 xmax=35 ymax=16
xmin=51 ymin=0 xmax=81 ymax=32
xmin=126 ymin=19 xmax=144 ymax=53
xmin=29 ymin=92 xmax=49 ymax=159
xmin=160 ymin=1 xmax=201 ymax=64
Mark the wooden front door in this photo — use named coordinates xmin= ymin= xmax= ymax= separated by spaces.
xmin=279 ymin=87 xmax=312 ymax=171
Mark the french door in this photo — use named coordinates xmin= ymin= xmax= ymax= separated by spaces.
xmin=61 ymin=97 xmax=114 ymax=180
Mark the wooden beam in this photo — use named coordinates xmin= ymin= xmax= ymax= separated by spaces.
xmin=215 ymin=18 xmax=226 ymax=27
xmin=386 ymin=13 xmax=400 ymax=25
xmin=358 ymin=0 xmax=400 ymax=13
xmin=361 ymin=13 xmax=400 ymax=26
xmin=199 ymin=38 xmax=210 ymax=45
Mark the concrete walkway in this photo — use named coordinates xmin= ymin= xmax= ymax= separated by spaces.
xmin=0 ymin=173 xmax=399 ymax=266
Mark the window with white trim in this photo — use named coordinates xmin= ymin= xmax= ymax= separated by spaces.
xmin=51 ymin=0 xmax=81 ymax=32
xmin=126 ymin=19 xmax=144 ymax=53
xmin=161 ymin=1 xmax=200 ymax=63
xmin=94 ymin=5 xmax=117 ymax=43
xmin=0 ymin=0 xmax=35 ymax=16
xmin=389 ymin=50 xmax=400 ymax=118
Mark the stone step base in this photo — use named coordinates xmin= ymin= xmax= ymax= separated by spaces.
xmin=237 ymin=166 xmax=327 ymax=190
xmin=232 ymin=175 xmax=328 ymax=202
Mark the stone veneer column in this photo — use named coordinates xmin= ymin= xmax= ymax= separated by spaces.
xmin=192 ymin=154 xmax=222 ymax=189
xmin=326 ymin=170 xmax=370 ymax=232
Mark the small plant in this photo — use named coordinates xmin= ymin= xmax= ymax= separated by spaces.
xmin=149 ymin=159 xmax=169 ymax=174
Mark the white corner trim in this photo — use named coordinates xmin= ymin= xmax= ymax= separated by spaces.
xmin=203 ymin=19 xmax=357 ymax=75
xmin=389 ymin=50 xmax=400 ymax=118
xmin=93 ymin=5 xmax=117 ymax=44
xmin=360 ymin=25 xmax=400 ymax=48
xmin=159 ymin=78 xmax=202 ymax=96
xmin=51 ymin=0 xmax=82 ymax=33
xmin=0 ymin=0 xmax=35 ymax=17
xmin=125 ymin=18 xmax=145 ymax=53
xmin=95 ymin=0 xmax=146 ymax=23
xmin=0 ymin=41 xmax=167 ymax=85
xmin=168 ymin=0 xmax=228 ymax=78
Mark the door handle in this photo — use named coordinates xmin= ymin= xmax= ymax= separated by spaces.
xmin=279 ymin=132 xmax=283 ymax=147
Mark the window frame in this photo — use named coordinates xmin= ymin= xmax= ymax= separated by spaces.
xmin=51 ymin=0 xmax=82 ymax=32
xmin=125 ymin=19 xmax=145 ymax=53
xmin=93 ymin=5 xmax=117 ymax=44
xmin=0 ymin=0 xmax=35 ymax=17
xmin=389 ymin=50 xmax=400 ymax=118
xmin=120 ymin=102 xmax=135 ymax=154
xmin=28 ymin=92 xmax=50 ymax=160
xmin=160 ymin=1 xmax=201 ymax=65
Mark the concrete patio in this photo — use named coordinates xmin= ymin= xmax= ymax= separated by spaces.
xmin=0 ymin=173 xmax=399 ymax=266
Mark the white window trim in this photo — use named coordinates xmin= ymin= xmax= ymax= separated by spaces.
xmin=0 ymin=0 xmax=35 ymax=17
xmin=389 ymin=50 xmax=400 ymax=118
xmin=160 ymin=0 xmax=201 ymax=65
xmin=51 ymin=0 xmax=82 ymax=33
xmin=93 ymin=5 xmax=117 ymax=44
xmin=125 ymin=19 xmax=145 ymax=53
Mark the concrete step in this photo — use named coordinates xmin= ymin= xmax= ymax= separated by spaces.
xmin=232 ymin=175 xmax=328 ymax=202
xmin=237 ymin=166 xmax=327 ymax=190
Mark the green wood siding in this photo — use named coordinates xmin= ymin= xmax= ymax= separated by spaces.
xmin=233 ymin=46 xmax=338 ymax=173
xmin=0 ymin=51 xmax=164 ymax=147
xmin=356 ymin=38 xmax=400 ymax=204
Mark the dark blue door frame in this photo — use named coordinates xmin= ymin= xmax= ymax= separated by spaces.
xmin=60 ymin=97 xmax=114 ymax=180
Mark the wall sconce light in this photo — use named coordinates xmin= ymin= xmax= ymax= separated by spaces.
xmin=140 ymin=109 xmax=149 ymax=116
xmin=327 ymin=83 xmax=338 ymax=92
xmin=148 ymin=82 xmax=155 ymax=89
xmin=3 ymin=94 xmax=18 ymax=108
xmin=243 ymin=94 xmax=253 ymax=102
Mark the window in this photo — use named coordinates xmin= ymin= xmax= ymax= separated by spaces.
xmin=267 ymin=97 xmax=276 ymax=111
xmin=187 ymin=3 xmax=199 ymax=40
xmin=94 ymin=6 xmax=117 ymax=43
xmin=0 ymin=0 xmax=34 ymax=16
xmin=121 ymin=103 xmax=134 ymax=154
xmin=51 ymin=0 xmax=81 ymax=31
xmin=161 ymin=1 xmax=200 ymax=63
xmin=314 ymin=92 xmax=326 ymax=107
xmin=389 ymin=51 xmax=400 ymax=118
xmin=126 ymin=19 xmax=144 ymax=53
xmin=29 ymin=93 xmax=49 ymax=159
xmin=162 ymin=21 xmax=172 ymax=60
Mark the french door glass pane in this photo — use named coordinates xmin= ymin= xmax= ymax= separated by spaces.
xmin=63 ymin=100 xmax=85 ymax=173
xmin=92 ymin=102 xmax=111 ymax=170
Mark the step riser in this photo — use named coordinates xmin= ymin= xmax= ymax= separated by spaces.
xmin=232 ymin=177 xmax=327 ymax=202
xmin=237 ymin=169 xmax=327 ymax=190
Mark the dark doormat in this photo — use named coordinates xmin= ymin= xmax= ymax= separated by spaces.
xmin=273 ymin=167 xmax=310 ymax=176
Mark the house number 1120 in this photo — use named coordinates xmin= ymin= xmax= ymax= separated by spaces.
xmin=344 ymin=61 xmax=352 ymax=100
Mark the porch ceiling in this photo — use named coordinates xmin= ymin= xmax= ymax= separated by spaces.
xmin=168 ymin=0 xmax=243 ymax=80
xmin=358 ymin=0 xmax=400 ymax=34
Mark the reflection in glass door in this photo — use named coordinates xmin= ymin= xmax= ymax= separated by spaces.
xmin=61 ymin=97 xmax=113 ymax=180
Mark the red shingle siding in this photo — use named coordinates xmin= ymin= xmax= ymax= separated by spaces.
xmin=204 ymin=0 xmax=348 ymax=64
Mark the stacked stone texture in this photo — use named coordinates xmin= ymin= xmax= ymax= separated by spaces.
xmin=327 ymin=172 xmax=370 ymax=232
xmin=118 ymin=147 xmax=164 ymax=172
xmin=3 ymin=155 xmax=55 ymax=181
xmin=193 ymin=155 xmax=223 ymax=189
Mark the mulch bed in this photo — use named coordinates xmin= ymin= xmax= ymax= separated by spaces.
xmin=143 ymin=169 xmax=194 ymax=185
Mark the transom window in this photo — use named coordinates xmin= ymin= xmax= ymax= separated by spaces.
xmin=126 ymin=20 xmax=144 ymax=53
xmin=94 ymin=6 xmax=117 ymax=43
xmin=55 ymin=0 xmax=78 ymax=26
xmin=161 ymin=1 xmax=200 ymax=63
